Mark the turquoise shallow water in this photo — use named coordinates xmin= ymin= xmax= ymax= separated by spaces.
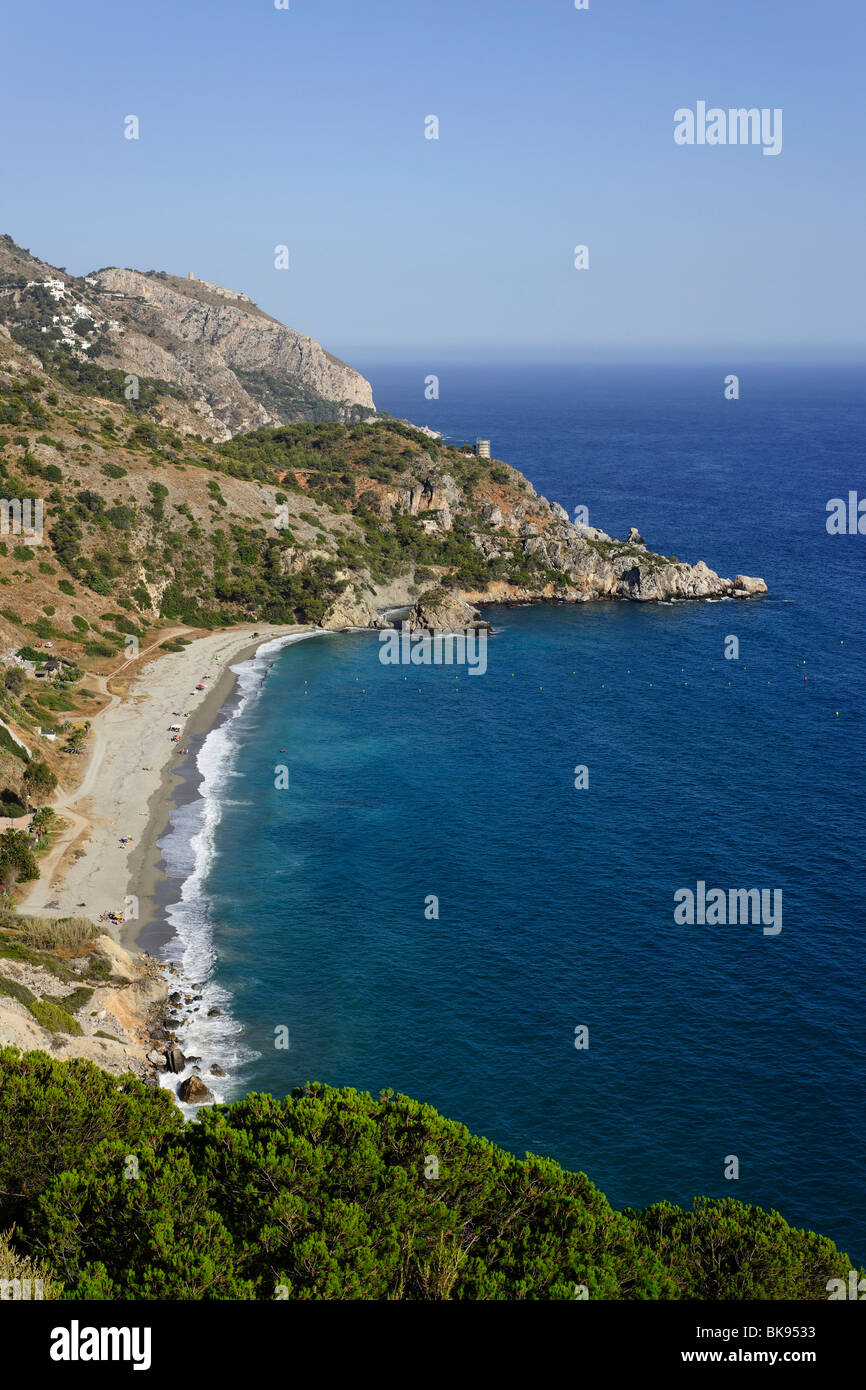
xmin=160 ymin=365 xmax=866 ymax=1263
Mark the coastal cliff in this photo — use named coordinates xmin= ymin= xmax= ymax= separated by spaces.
xmin=0 ymin=921 xmax=167 ymax=1081
xmin=0 ymin=914 xmax=238 ymax=1096
xmin=93 ymin=267 xmax=375 ymax=437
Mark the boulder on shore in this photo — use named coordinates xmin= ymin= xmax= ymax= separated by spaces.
xmin=177 ymin=1075 xmax=214 ymax=1104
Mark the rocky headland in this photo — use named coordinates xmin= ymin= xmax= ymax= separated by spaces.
xmin=318 ymin=464 xmax=767 ymax=633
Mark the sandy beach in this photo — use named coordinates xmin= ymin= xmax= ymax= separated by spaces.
xmin=17 ymin=623 xmax=310 ymax=944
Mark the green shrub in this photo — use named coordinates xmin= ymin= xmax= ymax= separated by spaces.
xmin=57 ymin=987 xmax=93 ymax=1013
xmin=33 ymin=689 xmax=75 ymax=712
xmin=0 ymin=790 xmax=27 ymax=817
xmin=86 ymin=571 xmax=111 ymax=597
xmin=0 ymin=976 xmax=36 ymax=1009
xmin=0 ymin=725 xmax=27 ymax=765
xmin=0 ymin=1049 xmax=183 ymax=1228
xmin=0 ymin=829 xmax=39 ymax=885
xmin=629 ymin=1199 xmax=855 ymax=1301
xmin=28 ymin=999 xmax=81 ymax=1036
xmin=0 ymin=1056 xmax=853 ymax=1303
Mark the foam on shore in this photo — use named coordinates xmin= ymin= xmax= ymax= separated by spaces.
xmin=156 ymin=631 xmax=326 ymax=1109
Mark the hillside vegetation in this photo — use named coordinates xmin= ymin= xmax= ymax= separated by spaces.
xmin=0 ymin=1048 xmax=856 ymax=1300
xmin=0 ymin=318 xmax=609 ymax=639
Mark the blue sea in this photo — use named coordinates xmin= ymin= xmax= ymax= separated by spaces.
xmin=158 ymin=364 xmax=866 ymax=1266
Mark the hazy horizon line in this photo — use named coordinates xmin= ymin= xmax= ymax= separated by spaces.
xmin=343 ymin=351 xmax=866 ymax=367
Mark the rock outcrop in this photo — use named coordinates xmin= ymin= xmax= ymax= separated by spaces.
xmin=397 ymin=472 xmax=462 ymax=533
xmin=92 ymin=268 xmax=375 ymax=438
xmin=459 ymin=488 xmax=768 ymax=606
xmin=733 ymin=574 xmax=768 ymax=596
xmin=321 ymin=587 xmax=385 ymax=631
xmin=408 ymin=589 xmax=491 ymax=633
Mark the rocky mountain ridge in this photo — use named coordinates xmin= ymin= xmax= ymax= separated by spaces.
xmin=0 ymin=234 xmax=375 ymax=439
xmin=93 ymin=267 xmax=375 ymax=437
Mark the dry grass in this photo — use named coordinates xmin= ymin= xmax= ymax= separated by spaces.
xmin=16 ymin=915 xmax=97 ymax=950
xmin=0 ymin=1228 xmax=63 ymax=1299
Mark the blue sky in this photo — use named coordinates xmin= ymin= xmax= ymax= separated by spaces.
xmin=2 ymin=0 xmax=863 ymax=361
